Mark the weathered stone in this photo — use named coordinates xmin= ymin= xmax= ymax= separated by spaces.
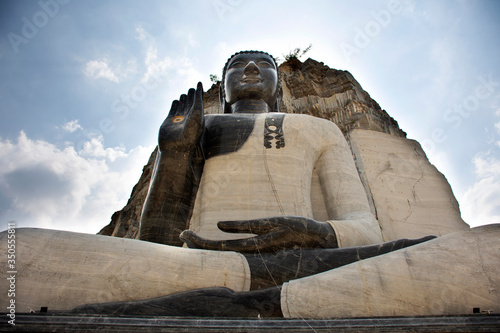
xmin=348 ymin=129 xmax=469 ymax=240
xmin=281 ymin=224 xmax=500 ymax=318
xmin=280 ymin=58 xmax=405 ymax=137
xmin=0 ymin=228 xmax=250 ymax=311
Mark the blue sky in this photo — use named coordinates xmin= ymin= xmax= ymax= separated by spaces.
xmin=0 ymin=0 xmax=499 ymax=233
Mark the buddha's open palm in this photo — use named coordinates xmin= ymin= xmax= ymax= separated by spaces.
xmin=158 ymin=82 xmax=204 ymax=153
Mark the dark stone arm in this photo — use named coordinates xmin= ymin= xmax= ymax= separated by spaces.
xmin=139 ymin=83 xmax=205 ymax=246
xmin=139 ymin=148 xmax=203 ymax=246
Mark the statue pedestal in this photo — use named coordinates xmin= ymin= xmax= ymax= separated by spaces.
xmin=2 ymin=314 xmax=499 ymax=332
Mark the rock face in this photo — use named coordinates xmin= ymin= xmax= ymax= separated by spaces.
xmin=279 ymin=58 xmax=405 ymax=137
xmin=97 ymin=148 xmax=157 ymax=238
xmin=98 ymin=57 xmax=465 ymax=239
xmin=349 ymin=129 xmax=468 ymax=240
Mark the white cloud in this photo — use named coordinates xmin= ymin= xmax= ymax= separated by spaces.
xmin=142 ymin=46 xmax=172 ymax=83
xmin=80 ymin=137 xmax=127 ymax=162
xmin=134 ymin=26 xmax=199 ymax=87
xmin=460 ymin=155 xmax=500 ymax=227
xmin=135 ymin=24 xmax=148 ymax=41
xmin=61 ymin=119 xmax=82 ymax=133
xmin=171 ymin=30 xmax=199 ymax=48
xmin=83 ymin=59 xmax=120 ymax=83
xmin=0 ymin=131 xmax=153 ymax=234
xmin=472 ymin=155 xmax=500 ymax=178
xmin=121 ymin=58 xmax=139 ymax=78
xmin=175 ymin=57 xmax=203 ymax=87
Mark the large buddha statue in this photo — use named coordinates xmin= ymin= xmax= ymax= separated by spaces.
xmin=1 ymin=51 xmax=498 ymax=318
xmin=140 ymin=50 xmax=384 ymax=251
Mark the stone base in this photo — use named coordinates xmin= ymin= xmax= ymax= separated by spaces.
xmin=1 ymin=314 xmax=499 ymax=332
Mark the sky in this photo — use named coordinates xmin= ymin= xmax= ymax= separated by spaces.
xmin=0 ymin=0 xmax=499 ymax=234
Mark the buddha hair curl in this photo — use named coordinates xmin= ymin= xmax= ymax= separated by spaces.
xmin=220 ymin=50 xmax=282 ymax=114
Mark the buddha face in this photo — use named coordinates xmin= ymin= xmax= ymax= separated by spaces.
xmin=224 ymin=53 xmax=279 ymax=109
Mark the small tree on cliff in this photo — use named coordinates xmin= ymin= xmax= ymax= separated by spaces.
xmin=283 ymin=44 xmax=312 ymax=62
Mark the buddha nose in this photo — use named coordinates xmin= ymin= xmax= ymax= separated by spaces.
xmin=244 ymin=61 xmax=260 ymax=75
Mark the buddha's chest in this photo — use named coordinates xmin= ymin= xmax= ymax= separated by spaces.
xmin=190 ymin=114 xmax=326 ymax=239
xmin=203 ymin=113 xmax=318 ymax=162
xmin=200 ymin=113 xmax=319 ymax=200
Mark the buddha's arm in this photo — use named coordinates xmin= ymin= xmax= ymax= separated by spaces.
xmin=316 ymin=126 xmax=384 ymax=247
xmin=140 ymin=149 xmax=203 ymax=245
xmin=139 ymin=83 xmax=204 ymax=246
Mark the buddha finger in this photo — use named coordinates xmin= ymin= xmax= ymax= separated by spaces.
xmin=186 ymin=88 xmax=196 ymax=111
xmin=179 ymin=230 xmax=237 ymax=251
xmin=180 ymin=230 xmax=272 ymax=252
xmin=217 ymin=219 xmax=277 ymax=235
xmin=166 ymin=100 xmax=180 ymax=118
xmin=193 ymin=82 xmax=204 ymax=115
xmin=215 ymin=229 xmax=296 ymax=253
xmin=179 ymin=230 xmax=216 ymax=249
xmin=178 ymin=94 xmax=187 ymax=113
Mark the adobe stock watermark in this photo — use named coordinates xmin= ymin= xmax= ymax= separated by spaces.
xmin=7 ymin=0 xmax=72 ymax=54
xmin=76 ymin=72 xmax=167 ymax=151
xmin=420 ymin=74 xmax=499 ymax=156
xmin=213 ymin=0 xmax=243 ymax=20
xmin=6 ymin=222 xmax=17 ymax=326
xmin=339 ymin=0 xmax=404 ymax=62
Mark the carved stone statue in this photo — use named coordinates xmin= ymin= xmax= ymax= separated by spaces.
xmin=140 ymin=50 xmax=380 ymax=251
xmin=0 ymin=51 xmax=498 ymax=318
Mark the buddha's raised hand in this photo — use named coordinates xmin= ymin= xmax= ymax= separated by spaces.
xmin=158 ymin=82 xmax=204 ymax=153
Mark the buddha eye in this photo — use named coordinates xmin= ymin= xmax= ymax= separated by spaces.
xmin=229 ymin=61 xmax=245 ymax=68
xmin=258 ymin=61 xmax=274 ymax=68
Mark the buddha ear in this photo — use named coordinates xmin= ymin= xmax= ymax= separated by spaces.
xmin=219 ymin=83 xmax=232 ymax=114
xmin=274 ymin=86 xmax=283 ymax=113
xmin=219 ymin=83 xmax=225 ymax=113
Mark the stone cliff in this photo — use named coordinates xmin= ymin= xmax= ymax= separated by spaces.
xmin=98 ymin=57 xmax=453 ymax=239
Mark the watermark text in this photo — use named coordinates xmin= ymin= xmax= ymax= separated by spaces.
xmin=6 ymin=222 xmax=17 ymax=326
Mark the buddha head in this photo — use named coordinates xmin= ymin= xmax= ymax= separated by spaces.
xmin=220 ymin=51 xmax=282 ymax=113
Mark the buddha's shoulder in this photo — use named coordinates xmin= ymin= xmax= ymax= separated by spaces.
xmin=204 ymin=113 xmax=257 ymax=125
xmin=282 ymin=113 xmax=343 ymax=138
xmin=203 ymin=113 xmax=258 ymax=133
xmin=203 ymin=113 xmax=343 ymax=137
